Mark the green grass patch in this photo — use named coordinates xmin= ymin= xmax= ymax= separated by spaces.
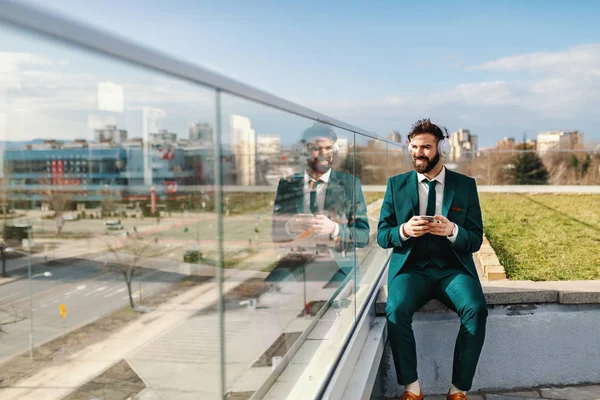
xmin=365 ymin=192 xmax=385 ymax=205
xmin=479 ymin=193 xmax=600 ymax=281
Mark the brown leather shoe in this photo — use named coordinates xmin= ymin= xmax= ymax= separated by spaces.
xmin=400 ymin=390 xmax=424 ymax=400
xmin=446 ymin=391 xmax=469 ymax=400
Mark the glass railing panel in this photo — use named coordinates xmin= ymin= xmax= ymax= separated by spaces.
xmin=220 ymin=92 xmax=363 ymax=397
xmin=351 ymin=134 xmax=392 ymax=316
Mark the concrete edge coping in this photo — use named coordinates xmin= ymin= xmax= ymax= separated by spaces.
xmin=375 ymin=280 xmax=600 ymax=315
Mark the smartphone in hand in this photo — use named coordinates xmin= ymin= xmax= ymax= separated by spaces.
xmin=419 ymin=215 xmax=441 ymax=223
xmin=288 ymin=213 xmax=315 ymax=233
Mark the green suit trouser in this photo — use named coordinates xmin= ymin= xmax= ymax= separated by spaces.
xmin=386 ymin=263 xmax=488 ymax=391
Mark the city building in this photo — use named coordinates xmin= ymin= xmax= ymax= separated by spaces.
xmin=94 ymin=125 xmax=127 ymax=144
xmin=230 ymin=114 xmax=256 ymax=185
xmin=537 ymin=130 xmax=584 ymax=155
xmin=189 ymin=122 xmax=213 ymax=142
xmin=496 ymin=137 xmax=516 ymax=150
xmin=148 ymin=129 xmax=177 ymax=147
xmin=62 ymin=139 xmax=89 ymax=149
xmin=449 ymin=128 xmax=478 ymax=161
xmin=387 ymin=130 xmax=402 ymax=143
xmin=27 ymin=139 xmax=63 ymax=150
xmin=256 ymin=134 xmax=281 ymax=161
xmin=2 ymin=140 xmax=218 ymax=205
xmin=148 ymin=129 xmax=178 ymax=160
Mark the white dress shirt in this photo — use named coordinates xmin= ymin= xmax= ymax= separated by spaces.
xmin=303 ymin=168 xmax=339 ymax=237
xmin=304 ymin=168 xmax=331 ymax=213
xmin=400 ymin=167 xmax=458 ymax=242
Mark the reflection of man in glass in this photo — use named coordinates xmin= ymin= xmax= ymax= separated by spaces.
xmin=271 ymin=123 xmax=370 ymax=284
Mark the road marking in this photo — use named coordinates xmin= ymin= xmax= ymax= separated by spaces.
xmin=85 ymin=285 xmax=108 ymax=297
xmin=104 ymin=287 xmax=126 ymax=298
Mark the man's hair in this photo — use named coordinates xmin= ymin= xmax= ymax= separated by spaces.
xmin=301 ymin=122 xmax=338 ymax=144
xmin=407 ymin=118 xmax=445 ymax=142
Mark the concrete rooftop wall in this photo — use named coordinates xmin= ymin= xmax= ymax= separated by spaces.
xmin=379 ymin=303 xmax=600 ymax=396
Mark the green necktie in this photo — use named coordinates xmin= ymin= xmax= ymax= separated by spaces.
xmin=425 ymin=180 xmax=437 ymax=216
xmin=310 ymin=180 xmax=320 ymax=214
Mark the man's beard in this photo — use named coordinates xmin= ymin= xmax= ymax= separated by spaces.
xmin=307 ymin=156 xmax=333 ymax=174
xmin=412 ymin=152 xmax=440 ymax=174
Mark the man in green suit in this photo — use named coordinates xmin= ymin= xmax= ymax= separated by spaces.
xmin=377 ymin=119 xmax=487 ymax=400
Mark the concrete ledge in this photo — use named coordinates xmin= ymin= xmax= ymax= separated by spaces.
xmin=376 ymin=277 xmax=600 ymax=315
xmin=473 ymin=236 xmax=506 ymax=281
xmin=342 ymin=317 xmax=387 ymax=400
xmin=380 ymin=303 xmax=600 ymax=396
xmin=376 ymin=284 xmax=561 ymax=315
xmin=372 ymin=276 xmax=600 ymax=396
xmin=559 ymin=290 xmax=600 ymax=304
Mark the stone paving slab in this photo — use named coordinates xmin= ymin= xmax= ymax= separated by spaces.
xmin=540 ymin=385 xmax=600 ymax=399
xmin=500 ymin=391 xmax=542 ymax=398
xmin=388 ymin=385 xmax=600 ymax=399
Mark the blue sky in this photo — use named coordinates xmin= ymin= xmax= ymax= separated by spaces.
xmin=6 ymin=0 xmax=600 ymax=147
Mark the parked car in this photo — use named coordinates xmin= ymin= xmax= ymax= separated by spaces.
xmin=104 ymin=219 xmax=124 ymax=230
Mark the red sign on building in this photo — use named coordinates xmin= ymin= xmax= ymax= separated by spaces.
xmin=165 ymin=181 xmax=178 ymax=194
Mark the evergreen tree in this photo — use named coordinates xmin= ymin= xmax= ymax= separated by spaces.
xmin=582 ymin=153 xmax=592 ymax=176
xmin=511 ymin=151 xmax=549 ymax=185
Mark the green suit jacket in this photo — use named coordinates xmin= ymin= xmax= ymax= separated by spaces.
xmin=377 ymin=169 xmax=483 ymax=281
xmin=270 ymin=169 xmax=370 ymax=281
xmin=272 ymin=169 xmax=370 ymax=250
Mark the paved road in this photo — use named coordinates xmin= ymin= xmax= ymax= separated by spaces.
xmin=0 ymin=253 xmax=188 ymax=364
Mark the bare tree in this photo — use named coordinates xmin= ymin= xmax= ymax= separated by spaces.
xmin=542 ymin=151 xmax=600 ymax=185
xmin=465 ymin=151 xmax=514 ymax=185
xmin=106 ymin=235 xmax=159 ymax=309
xmin=100 ymin=186 xmax=117 ymax=218
xmin=38 ymin=180 xmax=73 ymax=236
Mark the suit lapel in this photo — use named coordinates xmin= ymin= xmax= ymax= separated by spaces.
xmin=286 ymin=174 xmax=304 ymax=213
xmin=407 ymin=170 xmax=419 ymax=215
xmin=442 ymin=168 xmax=456 ymax=217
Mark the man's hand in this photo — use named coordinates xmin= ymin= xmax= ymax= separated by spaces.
xmin=311 ymin=214 xmax=338 ymax=235
xmin=402 ymin=216 xmax=431 ymax=237
xmin=430 ymin=215 xmax=455 ymax=237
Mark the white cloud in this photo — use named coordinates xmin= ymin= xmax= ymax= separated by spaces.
xmin=304 ymin=44 xmax=600 ymax=145
xmin=470 ymin=44 xmax=600 ymax=75
xmin=1 ymin=51 xmax=215 ymax=140
xmin=0 ymin=52 xmax=53 ymax=89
